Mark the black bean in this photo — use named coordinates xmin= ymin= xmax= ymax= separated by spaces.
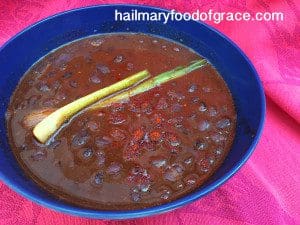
xmin=202 ymin=87 xmax=211 ymax=93
xmin=38 ymin=83 xmax=50 ymax=92
xmin=114 ymin=55 xmax=124 ymax=63
xmin=173 ymin=47 xmax=180 ymax=52
xmin=96 ymin=151 xmax=106 ymax=165
xmin=167 ymin=90 xmax=185 ymax=100
xmin=198 ymin=120 xmax=210 ymax=131
xmin=56 ymin=92 xmax=67 ymax=101
xmin=94 ymin=172 xmax=104 ymax=185
xmin=189 ymin=114 xmax=197 ymax=120
xmin=52 ymin=80 xmax=61 ymax=90
xmin=214 ymin=148 xmax=223 ymax=155
xmin=90 ymin=39 xmax=104 ymax=46
xmin=86 ymin=121 xmax=99 ymax=132
xmin=42 ymin=98 xmax=59 ymax=107
xmin=160 ymin=187 xmax=172 ymax=200
xmin=156 ymin=98 xmax=168 ymax=110
xmin=152 ymin=158 xmax=167 ymax=168
xmin=69 ymin=80 xmax=78 ymax=88
xmin=109 ymin=113 xmax=126 ymax=125
xmin=184 ymin=173 xmax=199 ymax=186
xmin=184 ymin=156 xmax=193 ymax=165
xmin=106 ymin=162 xmax=122 ymax=175
xmin=139 ymin=183 xmax=151 ymax=193
xmin=20 ymin=144 xmax=28 ymax=151
xmin=195 ymin=140 xmax=207 ymax=150
xmin=198 ymin=159 xmax=210 ymax=173
xmin=131 ymin=192 xmax=141 ymax=202
xmin=96 ymin=64 xmax=110 ymax=74
xmin=211 ymin=133 xmax=226 ymax=143
xmin=173 ymin=181 xmax=184 ymax=190
xmin=198 ymin=102 xmax=207 ymax=112
xmin=127 ymin=63 xmax=134 ymax=70
xmin=82 ymin=148 xmax=93 ymax=158
xmin=216 ymin=118 xmax=231 ymax=129
xmin=171 ymin=103 xmax=182 ymax=112
xmin=95 ymin=136 xmax=112 ymax=148
xmin=192 ymin=97 xmax=200 ymax=103
xmin=170 ymin=139 xmax=180 ymax=147
xmin=164 ymin=164 xmax=184 ymax=182
xmin=63 ymin=72 xmax=73 ymax=78
xmin=188 ymin=84 xmax=197 ymax=93
xmin=90 ymin=74 xmax=101 ymax=84
xmin=208 ymin=107 xmax=218 ymax=117
xmin=31 ymin=150 xmax=47 ymax=161
xmin=208 ymin=157 xmax=215 ymax=165
xmin=72 ymin=132 xmax=89 ymax=147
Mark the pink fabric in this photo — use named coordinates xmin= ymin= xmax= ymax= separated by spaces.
xmin=0 ymin=1 xmax=299 ymax=224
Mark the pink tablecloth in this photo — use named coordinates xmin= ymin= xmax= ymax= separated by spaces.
xmin=0 ymin=1 xmax=299 ymax=224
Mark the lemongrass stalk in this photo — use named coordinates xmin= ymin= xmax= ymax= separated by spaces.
xmin=90 ymin=59 xmax=208 ymax=110
xmin=33 ymin=70 xmax=150 ymax=143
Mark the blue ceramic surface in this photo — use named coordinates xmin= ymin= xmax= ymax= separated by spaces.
xmin=0 ymin=5 xmax=265 ymax=219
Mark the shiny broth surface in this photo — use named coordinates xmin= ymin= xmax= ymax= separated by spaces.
xmin=6 ymin=33 xmax=236 ymax=210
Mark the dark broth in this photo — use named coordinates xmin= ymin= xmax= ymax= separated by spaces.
xmin=6 ymin=33 xmax=236 ymax=210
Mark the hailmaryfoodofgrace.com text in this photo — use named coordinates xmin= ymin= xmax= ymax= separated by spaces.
xmin=114 ymin=9 xmax=284 ymax=24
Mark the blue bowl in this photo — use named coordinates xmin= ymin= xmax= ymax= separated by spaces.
xmin=0 ymin=4 xmax=265 ymax=219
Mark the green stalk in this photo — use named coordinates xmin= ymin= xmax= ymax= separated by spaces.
xmin=33 ymin=70 xmax=150 ymax=143
xmin=90 ymin=59 xmax=208 ymax=109
xmin=30 ymin=59 xmax=208 ymax=143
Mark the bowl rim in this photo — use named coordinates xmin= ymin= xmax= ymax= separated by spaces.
xmin=0 ymin=4 xmax=266 ymax=220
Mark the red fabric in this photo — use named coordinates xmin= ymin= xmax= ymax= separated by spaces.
xmin=0 ymin=1 xmax=299 ymax=224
